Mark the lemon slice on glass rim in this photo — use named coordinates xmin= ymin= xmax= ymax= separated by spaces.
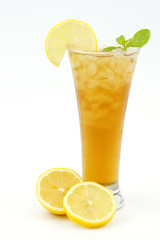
xmin=45 ymin=19 xmax=98 ymax=66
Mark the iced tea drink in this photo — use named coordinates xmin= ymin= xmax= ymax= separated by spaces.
xmin=69 ymin=48 xmax=139 ymax=186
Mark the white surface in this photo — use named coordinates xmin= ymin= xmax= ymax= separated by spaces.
xmin=0 ymin=0 xmax=160 ymax=239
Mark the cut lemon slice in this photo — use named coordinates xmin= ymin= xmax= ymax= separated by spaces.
xmin=36 ymin=168 xmax=83 ymax=215
xmin=45 ymin=19 xmax=98 ymax=66
xmin=63 ymin=182 xmax=117 ymax=228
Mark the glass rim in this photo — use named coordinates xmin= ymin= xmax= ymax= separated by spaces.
xmin=68 ymin=47 xmax=140 ymax=56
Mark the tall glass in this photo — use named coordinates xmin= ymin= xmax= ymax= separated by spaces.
xmin=69 ymin=48 xmax=139 ymax=209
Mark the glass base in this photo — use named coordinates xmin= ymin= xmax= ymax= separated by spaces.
xmin=105 ymin=182 xmax=124 ymax=210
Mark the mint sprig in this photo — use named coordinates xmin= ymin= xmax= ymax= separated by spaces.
xmin=103 ymin=29 xmax=151 ymax=52
xmin=116 ymin=35 xmax=127 ymax=46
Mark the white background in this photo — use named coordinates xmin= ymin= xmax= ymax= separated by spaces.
xmin=0 ymin=0 xmax=160 ymax=239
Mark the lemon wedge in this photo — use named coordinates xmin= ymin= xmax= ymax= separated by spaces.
xmin=63 ymin=181 xmax=117 ymax=228
xmin=36 ymin=168 xmax=83 ymax=215
xmin=45 ymin=19 xmax=98 ymax=66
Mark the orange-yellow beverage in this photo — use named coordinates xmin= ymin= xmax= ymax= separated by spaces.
xmin=69 ymin=48 xmax=139 ymax=186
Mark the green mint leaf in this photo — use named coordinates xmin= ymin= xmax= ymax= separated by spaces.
xmin=125 ymin=29 xmax=150 ymax=48
xmin=102 ymin=46 xmax=121 ymax=52
xmin=102 ymin=29 xmax=150 ymax=52
xmin=116 ymin=35 xmax=126 ymax=46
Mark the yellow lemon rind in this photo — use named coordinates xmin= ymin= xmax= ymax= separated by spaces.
xmin=45 ymin=19 xmax=98 ymax=67
xmin=63 ymin=181 xmax=117 ymax=228
xmin=36 ymin=168 xmax=83 ymax=215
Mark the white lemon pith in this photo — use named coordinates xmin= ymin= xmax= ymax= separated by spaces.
xmin=63 ymin=182 xmax=117 ymax=228
xmin=45 ymin=19 xmax=98 ymax=66
xmin=36 ymin=168 xmax=83 ymax=215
